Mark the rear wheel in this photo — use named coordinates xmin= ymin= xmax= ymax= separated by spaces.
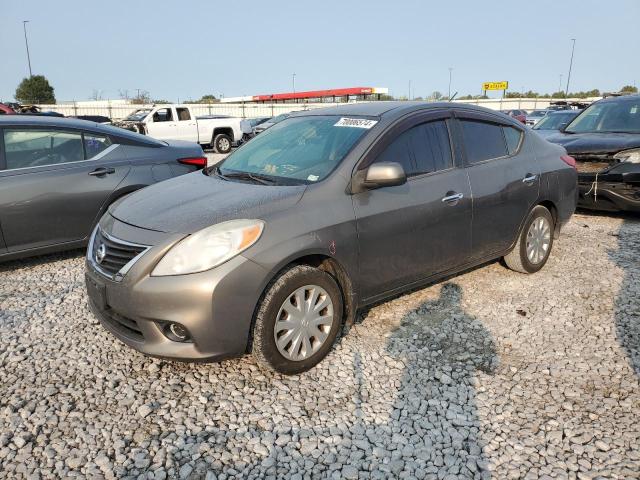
xmin=213 ymin=133 xmax=232 ymax=154
xmin=504 ymin=205 xmax=554 ymax=274
xmin=252 ymin=265 xmax=343 ymax=374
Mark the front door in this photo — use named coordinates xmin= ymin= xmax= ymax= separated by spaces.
xmin=454 ymin=112 xmax=540 ymax=259
xmin=146 ymin=107 xmax=178 ymax=140
xmin=0 ymin=127 xmax=130 ymax=252
xmin=352 ymin=113 xmax=472 ymax=301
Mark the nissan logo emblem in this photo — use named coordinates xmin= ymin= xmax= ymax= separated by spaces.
xmin=96 ymin=243 xmax=107 ymax=264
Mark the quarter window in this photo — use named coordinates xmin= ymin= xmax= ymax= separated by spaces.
xmin=84 ymin=134 xmax=113 ymax=159
xmin=375 ymin=120 xmax=452 ymax=176
xmin=503 ymin=126 xmax=522 ymax=155
xmin=4 ymin=129 xmax=84 ymax=169
xmin=460 ymin=120 xmax=508 ymax=164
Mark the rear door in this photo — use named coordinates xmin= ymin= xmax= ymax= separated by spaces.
xmin=453 ymin=111 xmax=539 ymax=260
xmin=146 ymin=107 xmax=178 ymax=140
xmin=353 ymin=111 xmax=472 ymax=300
xmin=0 ymin=127 xmax=130 ymax=252
xmin=176 ymin=107 xmax=199 ymax=142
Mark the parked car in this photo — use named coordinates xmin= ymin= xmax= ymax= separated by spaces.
xmin=0 ymin=103 xmax=16 ymax=115
xmin=113 ymin=105 xmax=245 ymax=153
xmin=252 ymin=112 xmax=292 ymax=135
xmin=526 ymin=110 xmax=549 ymax=126
xmin=545 ymin=94 xmax=640 ymax=212
xmin=501 ymin=109 xmax=527 ymax=124
xmin=532 ymin=110 xmax=582 ymax=139
xmin=85 ymin=102 xmax=577 ymax=374
xmin=0 ymin=116 xmax=207 ymax=261
xmin=72 ymin=115 xmax=112 ymax=124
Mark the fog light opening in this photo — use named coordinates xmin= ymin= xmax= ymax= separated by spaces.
xmin=163 ymin=322 xmax=191 ymax=343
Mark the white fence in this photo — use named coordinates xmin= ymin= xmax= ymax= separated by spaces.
xmin=34 ymin=97 xmax=601 ymax=120
xmin=33 ymin=102 xmax=345 ymax=120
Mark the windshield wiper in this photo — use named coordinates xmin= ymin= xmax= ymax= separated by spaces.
xmin=221 ymin=170 xmax=276 ymax=185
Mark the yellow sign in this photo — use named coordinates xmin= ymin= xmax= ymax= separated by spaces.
xmin=482 ymin=81 xmax=509 ymax=91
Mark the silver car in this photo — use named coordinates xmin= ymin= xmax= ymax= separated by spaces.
xmin=85 ymin=102 xmax=577 ymax=374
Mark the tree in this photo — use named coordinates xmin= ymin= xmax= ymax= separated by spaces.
xmin=131 ymin=90 xmax=152 ymax=104
xmin=620 ymin=85 xmax=638 ymax=93
xmin=15 ymin=75 xmax=56 ymax=104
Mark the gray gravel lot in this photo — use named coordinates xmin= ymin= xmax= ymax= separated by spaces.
xmin=1 ymin=213 xmax=639 ymax=479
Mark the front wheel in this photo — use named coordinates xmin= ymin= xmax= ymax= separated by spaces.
xmin=252 ymin=265 xmax=343 ymax=374
xmin=213 ymin=133 xmax=232 ymax=154
xmin=503 ymin=205 xmax=554 ymax=274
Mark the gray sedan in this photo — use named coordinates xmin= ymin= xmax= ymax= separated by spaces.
xmin=0 ymin=116 xmax=206 ymax=261
xmin=85 ymin=102 xmax=577 ymax=374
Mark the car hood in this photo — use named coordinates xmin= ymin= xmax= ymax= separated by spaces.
xmin=109 ymin=171 xmax=306 ymax=234
xmin=545 ymin=132 xmax=640 ymax=155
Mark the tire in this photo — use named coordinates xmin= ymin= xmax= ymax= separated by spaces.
xmin=213 ymin=133 xmax=232 ymax=154
xmin=252 ymin=265 xmax=344 ymax=375
xmin=504 ymin=205 xmax=555 ymax=274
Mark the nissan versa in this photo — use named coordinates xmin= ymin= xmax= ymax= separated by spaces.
xmin=85 ymin=102 xmax=577 ymax=374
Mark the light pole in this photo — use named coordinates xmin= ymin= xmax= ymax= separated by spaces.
xmin=408 ymin=80 xmax=411 ymax=100
xmin=559 ymin=74 xmax=563 ymax=93
xmin=23 ymin=20 xmax=32 ymax=77
xmin=448 ymin=68 xmax=453 ymax=100
xmin=565 ymin=38 xmax=576 ymax=98
xmin=292 ymin=73 xmax=296 ymax=94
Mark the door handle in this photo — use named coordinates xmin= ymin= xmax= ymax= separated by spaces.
xmin=88 ymin=167 xmax=115 ymax=176
xmin=441 ymin=192 xmax=464 ymax=204
xmin=522 ymin=174 xmax=538 ymax=184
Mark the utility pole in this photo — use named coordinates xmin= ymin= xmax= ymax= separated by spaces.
xmin=408 ymin=80 xmax=411 ymax=100
xmin=565 ymin=38 xmax=576 ymax=98
xmin=23 ymin=20 xmax=32 ymax=77
xmin=292 ymin=73 xmax=296 ymax=94
xmin=448 ymin=67 xmax=453 ymax=100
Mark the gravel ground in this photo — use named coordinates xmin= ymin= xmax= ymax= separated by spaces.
xmin=1 ymin=213 xmax=639 ymax=479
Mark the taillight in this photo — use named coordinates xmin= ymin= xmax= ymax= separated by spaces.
xmin=560 ymin=155 xmax=576 ymax=169
xmin=178 ymin=156 xmax=208 ymax=169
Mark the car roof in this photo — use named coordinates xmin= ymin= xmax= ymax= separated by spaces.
xmin=0 ymin=114 xmax=164 ymax=146
xmin=290 ymin=101 xmax=502 ymax=120
xmin=597 ymin=94 xmax=640 ymax=104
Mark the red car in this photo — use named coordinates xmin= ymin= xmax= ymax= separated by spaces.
xmin=501 ymin=109 xmax=527 ymax=124
xmin=0 ymin=103 xmax=16 ymax=115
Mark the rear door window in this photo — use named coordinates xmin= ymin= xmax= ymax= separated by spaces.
xmin=176 ymin=108 xmax=191 ymax=121
xmin=460 ymin=120 xmax=508 ymax=164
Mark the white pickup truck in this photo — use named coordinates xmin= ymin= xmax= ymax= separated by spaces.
xmin=114 ymin=105 xmax=248 ymax=153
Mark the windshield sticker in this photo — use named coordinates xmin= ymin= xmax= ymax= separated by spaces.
xmin=334 ymin=118 xmax=378 ymax=129
xmin=307 ymin=174 xmax=319 ymax=182
xmin=631 ymin=106 xmax=638 ymax=114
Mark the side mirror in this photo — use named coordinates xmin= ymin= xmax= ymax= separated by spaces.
xmin=360 ymin=162 xmax=407 ymax=190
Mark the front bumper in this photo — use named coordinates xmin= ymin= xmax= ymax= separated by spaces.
xmin=577 ymin=178 xmax=640 ymax=212
xmin=85 ymin=216 xmax=270 ymax=362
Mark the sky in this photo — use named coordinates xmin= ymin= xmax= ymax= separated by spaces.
xmin=1 ymin=0 xmax=639 ymax=103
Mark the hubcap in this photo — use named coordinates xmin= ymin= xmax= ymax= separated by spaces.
xmin=218 ymin=138 xmax=230 ymax=151
xmin=274 ymin=285 xmax=334 ymax=362
xmin=526 ymin=216 xmax=551 ymax=265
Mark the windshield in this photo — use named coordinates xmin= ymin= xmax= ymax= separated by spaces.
xmin=529 ymin=110 xmax=547 ymax=117
xmin=565 ymin=99 xmax=640 ymax=134
xmin=216 ymin=115 xmax=373 ymax=184
xmin=533 ymin=112 xmax=578 ymax=130
xmin=124 ymin=109 xmax=152 ymax=121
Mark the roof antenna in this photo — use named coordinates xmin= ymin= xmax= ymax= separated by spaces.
xmin=449 ymin=91 xmax=458 ymax=102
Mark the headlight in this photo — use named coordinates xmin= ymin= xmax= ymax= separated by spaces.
xmin=613 ymin=148 xmax=640 ymax=163
xmin=152 ymin=219 xmax=264 ymax=276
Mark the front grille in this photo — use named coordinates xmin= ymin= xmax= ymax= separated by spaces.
xmin=101 ymin=307 xmax=144 ymax=341
xmin=91 ymin=229 xmax=148 ymax=278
